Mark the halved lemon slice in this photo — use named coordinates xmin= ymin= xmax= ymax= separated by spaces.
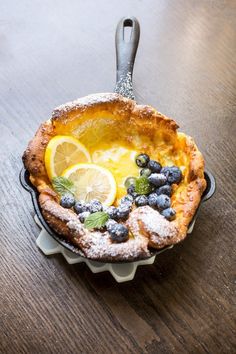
xmin=62 ymin=163 xmax=117 ymax=206
xmin=45 ymin=135 xmax=91 ymax=180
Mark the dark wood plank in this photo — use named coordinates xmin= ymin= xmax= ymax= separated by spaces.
xmin=0 ymin=0 xmax=235 ymax=353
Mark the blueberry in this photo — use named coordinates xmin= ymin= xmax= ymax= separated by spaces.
xmin=79 ymin=211 xmax=90 ymax=223
xmin=117 ymin=204 xmax=130 ymax=220
xmin=147 ymin=160 xmax=162 ymax=173
xmin=60 ymin=193 xmax=75 ymax=208
xmin=121 ymin=194 xmax=134 ymax=205
xmin=84 ymin=202 xmax=92 ymax=212
xmin=105 ymin=206 xmax=118 ymax=220
xmin=140 ymin=168 xmax=152 ymax=177
xmin=127 ymin=185 xmax=138 ymax=198
xmin=161 ymin=166 xmax=182 ymax=184
xmin=74 ymin=200 xmax=86 ymax=214
xmin=124 ymin=177 xmax=137 ymax=189
xmin=156 ymin=194 xmax=171 ymax=211
xmin=135 ymin=153 xmax=150 ymax=167
xmin=121 ymin=202 xmax=133 ymax=210
xmin=120 ymin=196 xmax=133 ymax=210
xmin=161 ymin=208 xmax=176 ymax=221
xmin=148 ymin=193 xmax=158 ymax=208
xmin=148 ymin=173 xmax=167 ymax=187
xmin=108 ymin=224 xmax=129 ymax=243
xmin=106 ymin=219 xmax=118 ymax=231
xmin=89 ymin=199 xmax=103 ymax=213
xmin=156 ymin=185 xmax=172 ymax=197
xmin=135 ymin=195 xmax=148 ymax=207
xmin=127 ymin=184 xmax=135 ymax=194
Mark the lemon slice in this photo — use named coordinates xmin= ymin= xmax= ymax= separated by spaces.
xmin=62 ymin=163 xmax=117 ymax=206
xmin=45 ymin=135 xmax=91 ymax=179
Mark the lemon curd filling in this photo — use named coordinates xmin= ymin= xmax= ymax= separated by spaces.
xmin=90 ymin=144 xmax=140 ymax=201
xmin=88 ymin=141 xmax=185 ymax=202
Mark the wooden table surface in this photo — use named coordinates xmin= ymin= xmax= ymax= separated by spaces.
xmin=1 ymin=1 xmax=235 ymax=353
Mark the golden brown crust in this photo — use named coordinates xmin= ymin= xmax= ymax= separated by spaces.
xmin=171 ymin=135 xmax=206 ymax=239
xmin=23 ymin=121 xmax=55 ymax=189
xmin=23 ymin=93 xmax=206 ymax=261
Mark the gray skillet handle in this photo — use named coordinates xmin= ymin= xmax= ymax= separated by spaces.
xmin=114 ymin=17 xmax=140 ymax=100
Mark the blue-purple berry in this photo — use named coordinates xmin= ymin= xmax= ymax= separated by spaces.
xmin=121 ymin=194 xmax=134 ymax=205
xmin=108 ymin=223 xmax=129 ymax=243
xmin=148 ymin=193 xmax=158 ymax=208
xmin=135 ymin=195 xmax=148 ymax=207
xmin=84 ymin=202 xmax=92 ymax=212
xmin=156 ymin=185 xmax=172 ymax=197
xmin=127 ymin=185 xmax=138 ymax=198
xmin=60 ymin=194 xmax=75 ymax=208
xmin=117 ymin=204 xmax=130 ymax=220
xmin=89 ymin=199 xmax=103 ymax=213
xmin=147 ymin=160 xmax=162 ymax=173
xmin=161 ymin=166 xmax=182 ymax=184
xmin=104 ymin=206 xmax=118 ymax=220
xmin=156 ymin=194 xmax=171 ymax=211
xmin=161 ymin=208 xmax=176 ymax=221
xmin=148 ymin=173 xmax=167 ymax=187
xmin=74 ymin=200 xmax=86 ymax=214
xmin=106 ymin=219 xmax=118 ymax=231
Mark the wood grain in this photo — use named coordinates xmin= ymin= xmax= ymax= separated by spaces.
xmin=0 ymin=0 xmax=235 ymax=353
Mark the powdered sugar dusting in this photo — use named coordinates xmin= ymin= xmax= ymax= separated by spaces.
xmin=78 ymin=230 xmax=149 ymax=261
xmin=52 ymin=93 xmax=127 ymax=119
xmin=42 ymin=198 xmax=78 ymax=223
xmin=128 ymin=206 xmax=178 ymax=247
xmin=68 ymin=220 xmax=149 ymax=261
xmin=41 ymin=196 xmax=177 ymax=260
xmin=115 ymin=72 xmax=135 ymax=100
xmin=40 ymin=197 xmax=149 ymax=260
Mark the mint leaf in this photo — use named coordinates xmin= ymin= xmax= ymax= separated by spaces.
xmin=135 ymin=176 xmax=152 ymax=195
xmin=52 ymin=176 xmax=76 ymax=196
xmin=84 ymin=211 xmax=109 ymax=230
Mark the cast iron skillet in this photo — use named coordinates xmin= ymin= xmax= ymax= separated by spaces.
xmin=20 ymin=17 xmax=216 ymax=261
